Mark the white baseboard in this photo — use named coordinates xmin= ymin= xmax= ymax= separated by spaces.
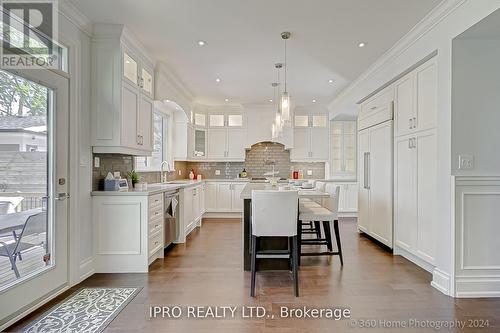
xmin=203 ymin=212 xmax=242 ymax=219
xmin=393 ymin=245 xmax=434 ymax=273
xmin=455 ymin=276 xmax=500 ymax=298
xmin=78 ymin=257 xmax=95 ymax=284
xmin=431 ymin=268 xmax=452 ymax=296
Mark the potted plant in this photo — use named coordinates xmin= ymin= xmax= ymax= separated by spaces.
xmin=128 ymin=170 xmax=140 ymax=188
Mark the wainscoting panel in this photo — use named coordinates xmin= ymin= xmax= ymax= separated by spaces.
xmin=455 ymin=177 xmax=500 ymax=297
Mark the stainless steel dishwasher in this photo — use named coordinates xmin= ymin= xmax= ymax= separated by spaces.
xmin=164 ymin=190 xmax=179 ymax=248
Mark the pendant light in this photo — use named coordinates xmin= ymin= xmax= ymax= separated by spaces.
xmin=274 ymin=64 xmax=284 ymax=138
xmin=271 ymin=82 xmax=279 ymax=140
xmin=281 ymin=32 xmax=291 ymax=124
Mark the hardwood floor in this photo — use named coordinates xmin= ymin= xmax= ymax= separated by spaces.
xmin=5 ymin=218 xmax=500 ymax=332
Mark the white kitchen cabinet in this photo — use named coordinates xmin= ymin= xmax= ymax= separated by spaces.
xmin=193 ymin=128 xmax=207 ymax=158
xmin=394 ymin=129 xmax=437 ymax=266
xmin=205 ymin=182 xmax=217 ymax=211
xmin=180 ymin=183 xmax=204 ymax=241
xmin=91 ymin=24 xmax=155 ymax=156
xmin=330 ymin=121 xmax=357 ymax=179
xmin=216 ymin=183 xmax=233 ymax=211
xmin=207 ymin=128 xmax=246 ymax=161
xmin=337 ymin=182 xmax=358 ymax=215
xmin=208 ymin=128 xmax=227 ymax=159
xmin=291 ymin=114 xmax=329 ymax=162
xmin=204 ymin=181 xmax=247 ymax=213
xmin=93 ymin=193 xmax=164 ymax=273
xmin=394 ymin=57 xmax=437 ymax=137
xmin=357 ymin=130 xmax=370 ymax=233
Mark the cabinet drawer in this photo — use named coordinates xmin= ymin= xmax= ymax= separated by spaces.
xmin=149 ymin=204 xmax=163 ymax=220
xmin=148 ymin=230 xmax=163 ymax=256
xmin=149 ymin=194 xmax=163 ymax=209
xmin=148 ymin=215 xmax=163 ymax=236
xmin=360 ymin=88 xmax=393 ymax=118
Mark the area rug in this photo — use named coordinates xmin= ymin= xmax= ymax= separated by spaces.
xmin=22 ymin=287 xmax=141 ymax=333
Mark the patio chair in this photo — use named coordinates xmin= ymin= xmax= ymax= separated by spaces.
xmin=0 ymin=212 xmax=47 ymax=278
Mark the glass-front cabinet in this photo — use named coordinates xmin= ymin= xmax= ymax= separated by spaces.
xmin=330 ymin=120 xmax=357 ymax=179
xmin=194 ymin=129 xmax=207 ymax=157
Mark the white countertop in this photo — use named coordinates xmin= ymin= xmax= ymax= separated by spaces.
xmin=91 ymin=178 xmax=250 ymax=196
xmin=240 ymin=183 xmax=330 ymax=200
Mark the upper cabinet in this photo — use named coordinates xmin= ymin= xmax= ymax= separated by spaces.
xmin=330 ymin=120 xmax=357 ymax=179
xmin=91 ymin=24 xmax=155 ymax=155
xmin=290 ymin=113 xmax=329 ymax=162
xmin=186 ymin=110 xmax=247 ymax=161
xmin=394 ymin=57 xmax=437 ymax=137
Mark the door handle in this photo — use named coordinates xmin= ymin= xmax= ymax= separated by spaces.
xmin=363 ymin=152 xmax=370 ymax=190
xmin=55 ymin=193 xmax=70 ymax=201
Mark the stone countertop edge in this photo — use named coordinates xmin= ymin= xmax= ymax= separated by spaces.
xmin=91 ymin=178 xmax=251 ymax=196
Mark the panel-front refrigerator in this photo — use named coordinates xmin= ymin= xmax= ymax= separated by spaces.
xmin=358 ymin=102 xmax=394 ymax=248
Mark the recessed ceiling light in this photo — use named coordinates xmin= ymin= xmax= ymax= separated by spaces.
xmin=328 ymin=79 xmax=334 ymax=83
xmin=225 ymin=98 xmax=229 ymax=102
xmin=197 ymin=40 xmax=206 ymax=46
xmin=312 ymin=99 xmax=317 ymax=103
xmin=358 ymin=42 xmax=366 ymax=48
xmin=125 ymin=60 xmax=130 ymax=64
xmin=215 ymin=78 xmax=221 ymax=83
xmin=269 ymin=99 xmax=273 ymax=102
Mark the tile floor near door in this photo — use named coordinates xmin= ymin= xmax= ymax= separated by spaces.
xmin=7 ymin=219 xmax=500 ymax=333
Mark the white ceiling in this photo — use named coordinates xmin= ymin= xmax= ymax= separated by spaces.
xmin=70 ymin=0 xmax=441 ymax=107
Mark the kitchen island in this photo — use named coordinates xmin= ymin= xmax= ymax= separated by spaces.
xmin=240 ymin=183 xmax=329 ymax=271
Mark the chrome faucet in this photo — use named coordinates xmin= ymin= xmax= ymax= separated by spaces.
xmin=160 ymin=161 xmax=171 ymax=183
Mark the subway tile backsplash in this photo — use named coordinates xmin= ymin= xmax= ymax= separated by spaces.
xmin=92 ymin=142 xmax=325 ymax=190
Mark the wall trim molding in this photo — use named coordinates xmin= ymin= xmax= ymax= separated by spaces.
xmin=432 ymin=268 xmax=452 ymax=296
xmin=58 ymin=0 xmax=92 ymax=36
xmin=79 ymin=257 xmax=95 ymax=282
xmin=455 ymin=276 xmax=500 ymax=298
xmin=328 ymin=0 xmax=467 ymax=111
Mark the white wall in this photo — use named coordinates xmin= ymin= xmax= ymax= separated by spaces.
xmin=328 ymin=0 xmax=500 ymax=296
xmin=244 ymin=104 xmax=293 ymax=148
xmin=452 ymin=38 xmax=500 ymax=175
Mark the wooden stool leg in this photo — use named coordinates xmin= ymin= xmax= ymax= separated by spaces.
xmin=314 ymin=221 xmax=321 ymax=239
xmin=322 ymin=221 xmax=333 ymax=251
xmin=333 ymin=220 xmax=343 ymax=265
xmin=250 ymin=236 xmax=257 ymax=297
xmin=292 ymin=235 xmax=299 ymax=297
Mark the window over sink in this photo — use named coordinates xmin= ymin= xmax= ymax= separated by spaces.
xmin=135 ymin=111 xmax=169 ymax=171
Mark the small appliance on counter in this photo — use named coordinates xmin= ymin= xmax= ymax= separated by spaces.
xmin=239 ymin=168 xmax=248 ymax=178
xmin=104 ymin=172 xmax=129 ymax=191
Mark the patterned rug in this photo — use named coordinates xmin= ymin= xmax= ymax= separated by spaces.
xmin=23 ymin=288 xmax=140 ymax=333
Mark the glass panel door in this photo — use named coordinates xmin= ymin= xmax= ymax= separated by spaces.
xmin=123 ymin=52 xmax=138 ymax=85
xmin=141 ymin=68 xmax=153 ymax=95
xmin=0 ymin=68 xmax=68 ymax=325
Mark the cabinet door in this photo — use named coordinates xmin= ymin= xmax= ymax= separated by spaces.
xmin=344 ymin=183 xmax=359 ymax=212
xmin=330 ymin=122 xmax=343 ymax=174
xmin=121 ymin=82 xmax=139 ymax=149
xmin=187 ymin=125 xmax=194 ymax=159
xmin=416 ymin=130 xmax=437 ymax=264
xmin=291 ymin=128 xmax=310 ymax=160
xmin=200 ymin=184 xmax=206 ymax=214
xmin=194 ymin=129 xmax=207 ymax=158
xmin=338 ymin=184 xmax=347 ymax=212
xmin=192 ymin=187 xmax=201 ymax=220
xmin=394 ymin=135 xmax=417 ymax=251
xmin=208 ymin=128 xmax=227 ymax=159
xmin=415 ymin=60 xmax=437 ymax=132
xmin=343 ymin=122 xmax=357 ymax=176
xmin=123 ymin=51 xmax=138 ymax=86
xmin=205 ymin=183 xmax=217 ymax=212
xmin=310 ymin=127 xmax=329 ymax=160
xmin=394 ymin=74 xmax=414 ymax=137
xmin=227 ymin=128 xmax=246 ymax=160
xmin=138 ymin=96 xmax=153 ymax=151
xmin=217 ymin=183 xmax=232 ymax=211
xmin=368 ymin=122 xmax=393 ymax=247
xmin=357 ymin=129 xmax=370 ymax=232
xmin=183 ymin=188 xmax=193 ymax=227
xmin=231 ymin=183 xmax=246 ymax=212
xmin=141 ymin=67 xmax=153 ymax=97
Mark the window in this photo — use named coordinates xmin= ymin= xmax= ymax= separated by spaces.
xmin=135 ymin=112 xmax=169 ymax=171
xmin=312 ymin=115 xmax=327 ymax=127
xmin=194 ymin=113 xmax=206 ymax=126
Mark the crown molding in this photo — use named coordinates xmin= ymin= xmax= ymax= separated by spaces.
xmin=58 ymin=0 xmax=93 ymax=36
xmin=328 ymin=0 xmax=467 ymax=111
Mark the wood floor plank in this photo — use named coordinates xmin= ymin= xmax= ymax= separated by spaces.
xmin=5 ymin=219 xmax=500 ymax=333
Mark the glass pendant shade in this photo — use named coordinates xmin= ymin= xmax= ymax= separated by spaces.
xmin=281 ymin=91 xmax=290 ymax=123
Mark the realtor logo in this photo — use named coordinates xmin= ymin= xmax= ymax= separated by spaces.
xmin=1 ymin=0 xmax=59 ymax=69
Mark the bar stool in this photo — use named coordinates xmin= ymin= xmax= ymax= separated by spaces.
xmin=300 ymin=181 xmax=326 ymax=239
xmin=250 ymin=190 xmax=300 ymax=297
xmin=298 ymin=184 xmax=343 ymax=265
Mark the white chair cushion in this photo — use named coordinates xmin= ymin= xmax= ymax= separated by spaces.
xmin=299 ymin=206 xmax=337 ymax=222
xmin=299 ymin=201 xmax=322 ymax=210
xmin=251 ymin=190 xmax=299 ymax=237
